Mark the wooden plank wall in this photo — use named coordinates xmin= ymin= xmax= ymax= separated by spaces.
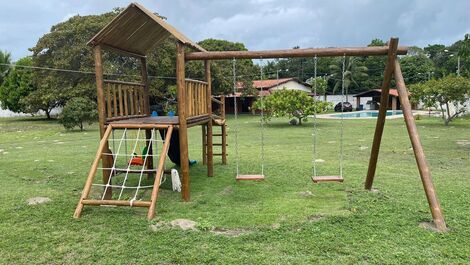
xmin=185 ymin=79 xmax=209 ymax=117
xmin=104 ymin=80 xmax=146 ymax=121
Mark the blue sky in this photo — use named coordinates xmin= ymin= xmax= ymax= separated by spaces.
xmin=1 ymin=0 xmax=470 ymax=61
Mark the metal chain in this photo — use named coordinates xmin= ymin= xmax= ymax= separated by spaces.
xmin=339 ymin=54 xmax=346 ymax=177
xmin=232 ymin=58 xmax=240 ymax=176
xmin=259 ymin=58 xmax=265 ymax=175
xmin=312 ymin=55 xmax=318 ymax=177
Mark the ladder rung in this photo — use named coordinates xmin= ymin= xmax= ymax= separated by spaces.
xmin=212 ymin=134 xmax=226 ymax=136
xmin=204 ymin=143 xmax=227 ymax=146
xmin=213 ymin=153 xmax=227 ymax=156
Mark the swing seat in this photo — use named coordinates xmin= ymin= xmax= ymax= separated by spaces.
xmin=236 ymin=174 xmax=265 ymax=181
xmin=311 ymin=175 xmax=344 ymax=183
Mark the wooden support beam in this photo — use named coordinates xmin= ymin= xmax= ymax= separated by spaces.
xmin=202 ymin=125 xmax=207 ymax=165
xmin=141 ymin=56 xmax=153 ymax=178
xmin=365 ymin=38 xmax=399 ymax=190
xmin=147 ymin=126 xmax=174 ymax=219
xmin=103 ymin=79 xmax=145 ymax=86
xmin=93 ymin=45 xmax=113 ymax=199
xmin=394 ymin=60 xmax=447 ymax=232
xmin=186 ymin=46 xmax=408 ymax=61
xmin=82 ymin=199 xmax=151 ymax=208
xmin=74 ymin=125 xmax=113 ymax=218
xmin=205 ymin=60 xmax=214 ymax=177
xmin=176 ymin=42 xmax=191 ymax=201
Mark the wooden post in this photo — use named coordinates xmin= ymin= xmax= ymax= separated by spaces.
xmin=93 ymin=45 xmax=113 ymax=199
xmin=394 ymin=60 xmax=447 ymax=232
xmin=364 ymin=38 xmax=399 ymax=190
xmin=141 ymin=57 xmax=154 ymax=177
xmin=221 ymin=95 xmax=227 ymax=165
xmin=185 ymin=46 xmax=408 ymax=60
xmin=74 ymin=125 xmax=113 ymax=218
xmin=202 ymin=125 xmax=207 ymax=165
xmin=176 ymin=42 xmax=191 ymax=201
xmin=205 ymin=60 xmax=214 ymax=177
xmin=147 ymin=126 xmax=174 ymax=219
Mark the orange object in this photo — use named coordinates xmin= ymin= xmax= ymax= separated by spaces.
xmin=130 ymin=156 xmax=144 ymax=166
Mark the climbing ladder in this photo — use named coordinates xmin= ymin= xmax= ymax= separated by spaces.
xmin=203 ymin=96 xmax=227 ymax=165
xmin=73 ymin=124 xmax=174 ymax=220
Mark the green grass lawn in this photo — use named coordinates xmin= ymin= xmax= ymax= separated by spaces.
xmin=0 ymin=115 xmax=469 ymax=264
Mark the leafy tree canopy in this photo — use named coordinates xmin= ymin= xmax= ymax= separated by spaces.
xmin=0 ymin=57 xmax=36 ymax=113
xmin=253 ymin=89 xmax=331 ymax=125
xmin=409 ymin=75 xmax=470 ymax=125
xmin=0 ymin=50 xmax=12 ymax=84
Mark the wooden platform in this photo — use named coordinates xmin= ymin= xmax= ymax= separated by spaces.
xmin=311 ymin=176 xmax=344 ymax=183
xmin=108 ymin=114 xmax=211 ymax=128
xmin=236 ymin=174 xmax=265 ymax=181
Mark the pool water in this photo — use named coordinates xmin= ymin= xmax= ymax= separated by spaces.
xmin=331 ymin=110 xmax=403 ymax=118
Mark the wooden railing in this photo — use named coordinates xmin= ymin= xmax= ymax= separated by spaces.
xmin=211 ymin=95 xmax=225 ymax=120
xmin=185 ymin=79 xmax=209 ymax=117
xmin=104 ymin=80 xmax=147 ymax=121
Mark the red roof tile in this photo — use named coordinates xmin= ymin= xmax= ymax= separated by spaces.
xmin=236 ymin=78 xmax=298 ymax=89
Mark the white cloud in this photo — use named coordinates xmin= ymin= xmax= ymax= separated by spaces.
xmin=1 ymin=0 xmax=470 ymax=60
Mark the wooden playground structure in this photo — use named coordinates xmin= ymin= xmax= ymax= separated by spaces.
xmin=74 ymin=3 xmax=447 ymax=232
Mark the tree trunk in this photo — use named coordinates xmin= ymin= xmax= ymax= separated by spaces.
xmin=45 ymin=109 xmax=51 ymax=119
xmin=298 ymin=117 xmax=302 ymax=125
xmin=80 ymin=121 xmax=84 ymax=131
xmin=445 ymin=102 xmax=451 ymax=126
xmin=439 ymin=104 xmax=446 ymax=122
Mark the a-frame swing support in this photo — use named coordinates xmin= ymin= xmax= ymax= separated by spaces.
xmin=185 ymin=37 xmax=447 ymax=232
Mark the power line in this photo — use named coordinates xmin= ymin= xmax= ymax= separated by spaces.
xmin=0 ymin=63 xmax=177 ymax=80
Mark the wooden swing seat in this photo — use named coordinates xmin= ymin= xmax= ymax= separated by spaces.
xmin=311 ymin=175 xmax=344 ymax=183
xmin=236 ymin=174 xmax=265 ymax=181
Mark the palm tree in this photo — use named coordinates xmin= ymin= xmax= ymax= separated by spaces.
xmin=0 ymin=50 xmax=12 ymax=84
xmin=329 ymin=57 xmax=368 ymax=101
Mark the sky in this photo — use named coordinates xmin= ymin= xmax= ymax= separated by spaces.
xmin=1 ymin=0 xmax=470 ymax=61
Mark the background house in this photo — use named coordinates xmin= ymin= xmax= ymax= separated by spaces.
xmin=354 ymin=89 xmax=401 ymax=110
xmin=221 ymin=78 xmax=311 ymax=114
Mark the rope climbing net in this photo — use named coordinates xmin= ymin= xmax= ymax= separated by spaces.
xmin=93 ymin=128 xmax=167 ymax=205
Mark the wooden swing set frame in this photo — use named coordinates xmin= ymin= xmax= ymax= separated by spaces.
xmin=74 ymin=3 xmax=446 ymax=232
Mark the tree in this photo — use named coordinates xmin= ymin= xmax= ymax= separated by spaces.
xmin=59 ymin=97 xmax=98 ymax=131
xmin=408 ymin=82 xmax=436 ymax=117
xmin=329 ymin=57 xmax=368 ymax=101
xmin=306 ymin=76 xmax=327 ymax=99
xmin=29 ymin=9 xmax=128 ymax=113
xmin=186 ymin=39 xmax=257 ymax=95
xmin=400 ymin=51 xmax=435 ymax=84
xmin=0 ymin=57 xmax=37 ymax=113
xmin=0 ymin=50 xmax=11 ymax=84
xmin=409 ymin=76 xmax=470 ymax=125
xmin=253 ymin=89 xmax=331 ymax=125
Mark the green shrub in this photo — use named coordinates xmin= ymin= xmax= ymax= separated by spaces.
xmin=59 ymin=97 xmax=98 ymax=131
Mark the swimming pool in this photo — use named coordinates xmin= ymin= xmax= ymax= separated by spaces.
xmin=318 ymin=110 xmax=404 ymax=119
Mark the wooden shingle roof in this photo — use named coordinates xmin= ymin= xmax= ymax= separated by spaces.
xmin=88 ymin=3 xmax=206 ymax=56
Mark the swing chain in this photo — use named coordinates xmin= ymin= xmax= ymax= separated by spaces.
xmin=339 ymin=54 xmax=346 ymax=177
xmin=312 ymin=55 xmax=318 ymax=177
xmin=232 ymin=58 xmax=240 ymax=176
xmin=259 ymin=58 xmax=265 ymax=175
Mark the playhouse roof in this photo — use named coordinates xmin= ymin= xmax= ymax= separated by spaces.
xmin=88 ymin=3 xmax=206 ymax=56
